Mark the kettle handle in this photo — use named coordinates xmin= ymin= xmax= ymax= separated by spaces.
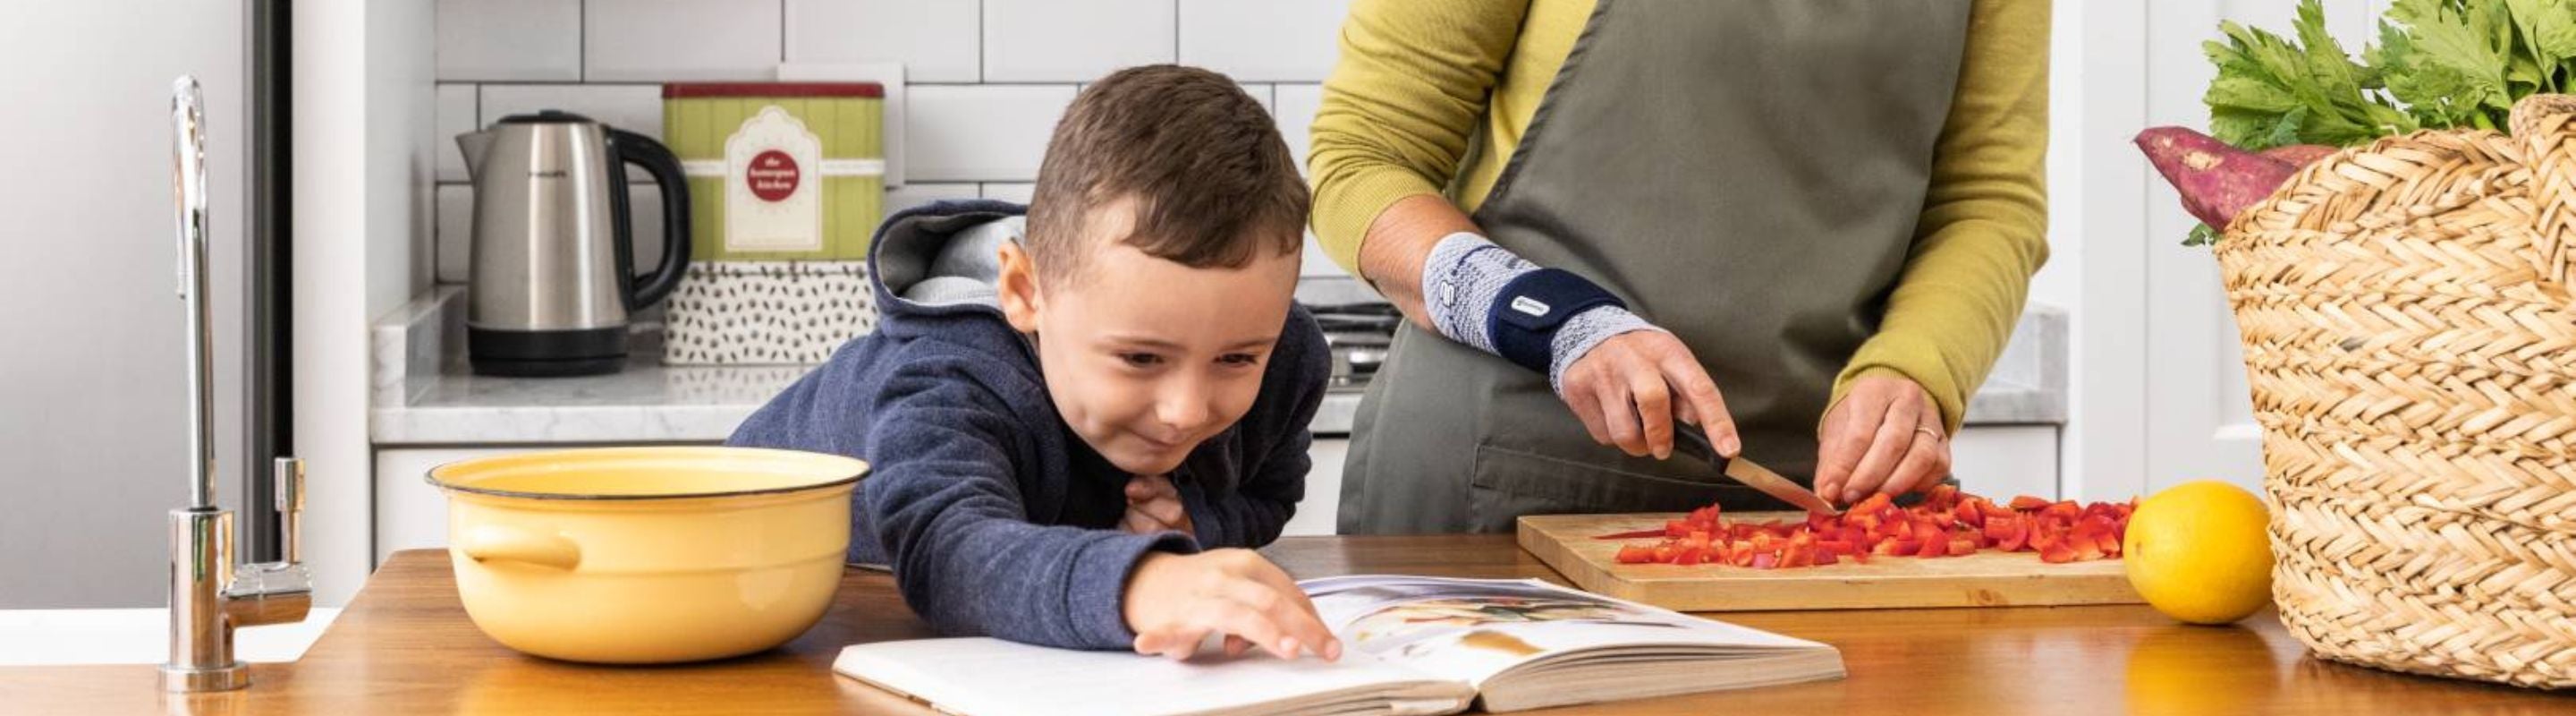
xmin=607 ymin=128 xmax=691 ymax=311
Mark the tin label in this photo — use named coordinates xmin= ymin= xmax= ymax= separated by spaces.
xmin=723 ymin=107 xmax=824 ymax=252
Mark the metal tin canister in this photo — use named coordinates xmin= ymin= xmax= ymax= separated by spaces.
xmin=661 ymin=82 xmax=885 ymax=261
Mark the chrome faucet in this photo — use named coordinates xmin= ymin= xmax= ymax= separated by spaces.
xmin=161 ymin=75 xmax=311 ymax=693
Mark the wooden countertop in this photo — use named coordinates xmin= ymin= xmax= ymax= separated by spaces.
xmin=4 ymin=537 xmax=2563 ymax=714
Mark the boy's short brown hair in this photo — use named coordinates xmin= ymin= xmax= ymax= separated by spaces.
xmin=1025 ymin=64 xmax=1308 ymax=284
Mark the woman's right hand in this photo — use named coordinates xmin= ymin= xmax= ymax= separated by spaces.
xmin=1557 ymin=330 xmax=1740 ymax=460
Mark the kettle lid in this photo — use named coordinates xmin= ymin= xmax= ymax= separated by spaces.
xmin=496 ymin=109 xmax=599 ymax=125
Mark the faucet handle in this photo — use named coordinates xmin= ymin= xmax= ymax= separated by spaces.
xmin=274 ymin=456 xmax=303 ymax=565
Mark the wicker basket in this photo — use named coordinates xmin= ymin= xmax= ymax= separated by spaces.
xmin=2215 ymin=94 xmax=2576 ymax=689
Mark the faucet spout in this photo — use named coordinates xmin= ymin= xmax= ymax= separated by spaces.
xmin=160 ymin=75 xmax=312 ymax=694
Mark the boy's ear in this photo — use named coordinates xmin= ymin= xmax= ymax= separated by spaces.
xmin=996 ymin=240 xmax=1043 ymax=333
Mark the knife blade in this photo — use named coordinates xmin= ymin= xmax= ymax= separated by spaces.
xmin=1672 ymin=429 xmax=1842 ymax=516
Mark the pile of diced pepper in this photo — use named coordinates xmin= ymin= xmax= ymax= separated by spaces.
xmin=1603 ymin=485 xmax=2136 ymax=568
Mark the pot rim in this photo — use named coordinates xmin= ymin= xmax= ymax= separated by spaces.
xmin=425 ymin=447 xmax=868 ymax=502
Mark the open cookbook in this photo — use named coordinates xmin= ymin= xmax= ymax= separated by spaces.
xmin=834 ymin=575 xmax=1845 ymax=715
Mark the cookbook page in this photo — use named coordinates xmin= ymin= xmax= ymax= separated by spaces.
xmin=835 ymin=637 xmax=1472 ymax=716
xmin=1301 ymin=575 xmax=1826 ymax=687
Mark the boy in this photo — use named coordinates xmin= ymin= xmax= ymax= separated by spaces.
xmin=728 ymin=65 xmax=1339 ymax=662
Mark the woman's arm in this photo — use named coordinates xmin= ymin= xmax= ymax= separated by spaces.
xmin=1814 ymin=0 xmax=2053 ymax=502
xmin=1307 ymin=0 xmax=1526 ymax=326
xmin=1307 ymin=0 xmax=1741 ymax=460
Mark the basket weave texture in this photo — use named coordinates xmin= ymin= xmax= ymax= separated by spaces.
xmin=2215 ymin=94 xmax=2576 ymax=689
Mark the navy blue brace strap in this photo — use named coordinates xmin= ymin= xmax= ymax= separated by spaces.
xmin=1487 ymin=268 xmax=1626 ymax=373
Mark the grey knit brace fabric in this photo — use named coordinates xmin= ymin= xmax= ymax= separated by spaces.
xmin=1420 ymin=232 xmax=1660 ymax=394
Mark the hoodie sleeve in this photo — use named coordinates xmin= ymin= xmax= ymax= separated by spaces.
xmin=1180 ymin=311 xmax=1333 ymax=549
xmin=862 ymin=358 xmax=1199 ymax=651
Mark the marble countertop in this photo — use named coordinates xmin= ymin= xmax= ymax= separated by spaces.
xmin=370 ymin=286 xmax=2063 ymax=447
xmin=371 ymin=287 xmax=1362 ymax=445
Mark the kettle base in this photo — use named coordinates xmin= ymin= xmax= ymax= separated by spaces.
xmin=470 ymin=326 xmax=629 ymax=377
xmin=471 ymin=355 xmax=626 ymax=377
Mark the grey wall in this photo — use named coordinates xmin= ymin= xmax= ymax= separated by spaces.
xmin=0 ymin=1 xmax=250 ymax=608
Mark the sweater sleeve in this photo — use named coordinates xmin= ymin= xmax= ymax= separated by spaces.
xmin=1305 ymin=0 xmax=1530 ymax=274
xmin=861 ymin=360 xmax=1198 ymax=651
xmin=1829 ymin=0 xmax=2053 ymax=433
xmin=1179 ymin=313 xmax=1332 ymax=548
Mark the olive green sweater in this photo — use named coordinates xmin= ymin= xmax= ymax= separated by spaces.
xmin=1308 ymin=0 xmax=2051 ymax=431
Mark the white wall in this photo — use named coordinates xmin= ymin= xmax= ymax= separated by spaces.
xmin=2063 ymin=0 xmax=2392 ymax=500
xmin=296 ymin=0 xmax=436 ymax=606
xmin=0 ymin=2 xmax=249 ymax=608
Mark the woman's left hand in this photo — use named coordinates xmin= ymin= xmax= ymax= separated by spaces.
xmin=1812 ymin=374 xmax=1949 ymax=506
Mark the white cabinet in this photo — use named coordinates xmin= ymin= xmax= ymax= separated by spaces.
xmin=1280 ymin=438 xmax=1348 ymax=537
xmin=1951 ymin=425 xmax=2060 ymax=500
xmin=374 ymin=448 xmax=534 ymax=564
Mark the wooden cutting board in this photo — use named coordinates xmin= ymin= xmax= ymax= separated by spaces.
xmin=1519 ymin=513 xmax=2143 ymax=611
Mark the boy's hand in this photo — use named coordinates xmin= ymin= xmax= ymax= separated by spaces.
xmin=1123 ymin=550 xmax=1343 ymax=663
xmin=1120 ymin=473 xmax=1195 ymax=536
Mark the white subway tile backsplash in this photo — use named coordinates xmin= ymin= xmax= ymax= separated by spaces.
xmin=1272 ymin=83 xmax=1321 ymax=177
xmin=436 ymin=85 xmax=479 ymax=183
xmin=479 ymin=84 xmax=665 ymax=138
xmin=1274 ymin=85 xmax=1334 ymax=277
xmin=907 ymin=84 xmax=1077 ymax=182
xmin=1301 ymin=232 xmax=1344 ymax=277
xmin=886 ymin=183 xmax=985 ymax=217
xmin=979 ymin=183 xmax=1035 ymax=203
xmin=436 ymin=185 xmax=473 ymax=284
xmin=585 ymin=0 xmax=784 ymax=81
xmin=479 ymin=84 xmax=668 ymax=183
xmin=983 ymin=0 xmax=1174 ymax=82
xmin=1178 ymin=0 xmax=1350 ymax=82
xmin=785 ymin=0 xmax=981 ymax=83
xmin=436 ymin=0 xmax=1360 ymax=286
xmin=436 ymin=0 xmax=583 ymax=81
xmin=629 ymin=184 xmax=674 ymax=275
xmin=1238 ymin=83 xmax=1274 ymax=115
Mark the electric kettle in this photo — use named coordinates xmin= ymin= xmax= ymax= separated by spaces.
xmin=456 ymin=111 xmax=691 ymax=376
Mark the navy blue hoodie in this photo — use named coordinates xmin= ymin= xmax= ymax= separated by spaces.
xmin=728 ymin=200 xmax=1329 ymax=651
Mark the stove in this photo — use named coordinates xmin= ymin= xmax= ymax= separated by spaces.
xmin=1306 ymin=301 xmax=1398 ymax=392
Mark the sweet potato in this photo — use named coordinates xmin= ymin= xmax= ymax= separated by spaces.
xmin=2134 ymin=126 xmax=2300 ymax=229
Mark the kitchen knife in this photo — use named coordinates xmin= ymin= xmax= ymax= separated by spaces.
xmin=1672 ymin=429 xmax=1842 ymax=516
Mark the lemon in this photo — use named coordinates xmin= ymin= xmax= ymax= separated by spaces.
xmin=2124 ymin=480 xmax=2275 ymax=625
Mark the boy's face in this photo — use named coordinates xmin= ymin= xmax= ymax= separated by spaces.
xmin=998 ymin=200 xmax=1301 ymax=477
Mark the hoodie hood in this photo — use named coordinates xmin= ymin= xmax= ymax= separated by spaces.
xmin=867 ymin=199 xmax=1030 ymax=322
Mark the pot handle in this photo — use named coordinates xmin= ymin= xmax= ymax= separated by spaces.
xmin=460 ymin=524 xmax=581 ymax=571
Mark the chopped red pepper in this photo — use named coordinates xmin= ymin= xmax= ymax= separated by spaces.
xmin=1597 ymin=490 xmax=2136 ymax=568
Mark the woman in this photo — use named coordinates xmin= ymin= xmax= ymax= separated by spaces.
xmin=1312 ymin=0 xmax=2050 ymax=533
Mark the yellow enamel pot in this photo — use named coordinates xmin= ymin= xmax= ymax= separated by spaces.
xmin=426 ymin=447 xmax=867 ymax=664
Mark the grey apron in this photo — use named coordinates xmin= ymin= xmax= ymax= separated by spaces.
xmin=1338 ymin=0 xmax=1973 ymax=533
